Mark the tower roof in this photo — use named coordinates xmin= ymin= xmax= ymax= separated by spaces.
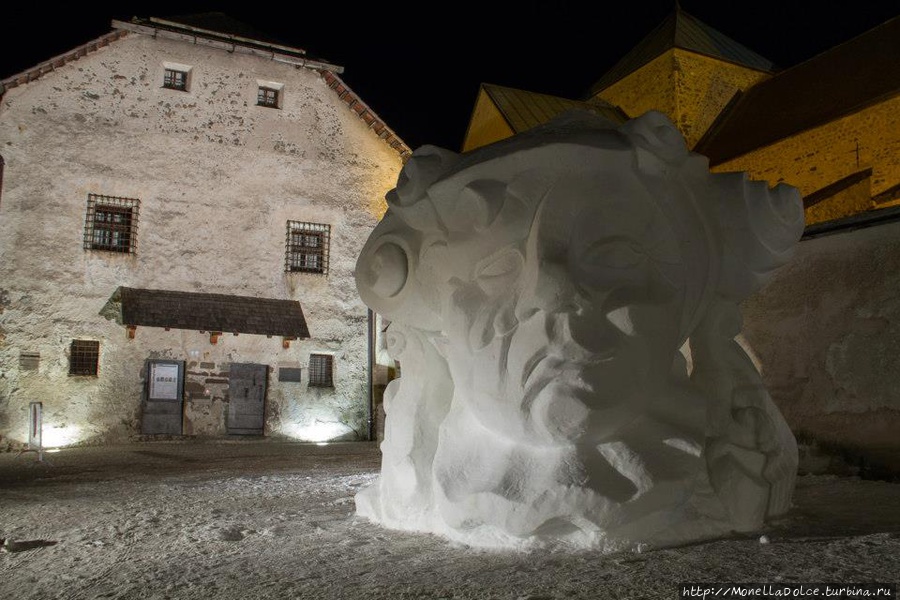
xmin=589 ymin=8 xmax=774 ymax=95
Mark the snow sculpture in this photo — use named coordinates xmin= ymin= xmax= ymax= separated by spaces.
xmin=355 ymin=110 xmax=804 ymax=550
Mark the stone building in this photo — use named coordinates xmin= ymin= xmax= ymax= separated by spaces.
xmin=0 ymin=14 xmax=409 ymax=448
xmin=462 ymin=8 xmax=900 ymax=476
xmin=463 ymin=7 xmax=900 ymax=227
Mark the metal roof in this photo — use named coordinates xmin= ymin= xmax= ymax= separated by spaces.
xmin=695 ymin=14 xmax=900 ymax=165
xmin=589 ymin=8 xmax=774 ymax=95
xmin=101 ymin=287 xmax=310 ymax=338
xmin=483 ymin=83 xmax=629 ymax=134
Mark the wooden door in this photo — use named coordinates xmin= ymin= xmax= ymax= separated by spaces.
xmin=227 ymin=363 xmax=267 ymax=435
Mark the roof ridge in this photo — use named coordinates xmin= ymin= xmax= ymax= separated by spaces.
xmin=1 ymin=30 xmax=128 ymax=93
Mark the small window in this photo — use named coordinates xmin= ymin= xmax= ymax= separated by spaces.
xmin=286 ymin=221 xmax=330 ymax=275
xmin=163 ymin=68 xmax=188 ymax=91
xmin=257 ymin=86 xmax=279 ymax=108
xmin=69 ymin=340 xmax=100 ymax=376
xmin=84 ymin=194 xmax=140 ymax=254
xmin=19 ymin=352 xmax=40 ymax=371
xmin=308 ymin=354 xmax=334 ymax=387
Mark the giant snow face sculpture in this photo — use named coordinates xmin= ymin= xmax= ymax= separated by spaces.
xmin=355 ymin=111 xmax=804 ymax=550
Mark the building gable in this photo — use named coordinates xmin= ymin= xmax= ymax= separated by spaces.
xmin=1 ymin=14 xmax=410 ymax=160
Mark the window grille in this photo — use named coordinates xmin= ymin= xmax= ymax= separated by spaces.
xmin=69 ymin=340 xmax=100 ymax=376
xmin=258 ymin=86 xmax=279 ymax=108
xmin=308 ymin=354 xmax=334 ymax=387
xmin=163 ymin=68 xmax=188 ymax=91
xmin=84 ymin=194 xmax=140 ymax=254
xmin=286 ymin=221 xmax=330 ymax=275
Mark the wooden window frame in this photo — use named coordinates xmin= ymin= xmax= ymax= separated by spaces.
xmin=84 ymin=194 xmax=140 ymax=254
xmin=69 ymin=340 xmax=100 ymax=377
xmin=308 ymin=353 xmax=334 ymax=388
xmin=257 ymin=86 xmax=280 ymax=108
xmin=163 ymin=68 xmax=188 ymax=91
xmin=286 ymin=221 xmax=330 ymax=275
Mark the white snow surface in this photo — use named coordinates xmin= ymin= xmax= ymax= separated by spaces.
xmin=1 ymin=441 xmax=898 ymax=600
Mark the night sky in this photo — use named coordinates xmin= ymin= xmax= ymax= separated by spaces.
xmin=1 ymin=1 xmax=897 ymax=151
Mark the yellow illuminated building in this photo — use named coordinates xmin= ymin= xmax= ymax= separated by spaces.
xmin=463 ymin=8 xmax=900 ymax=225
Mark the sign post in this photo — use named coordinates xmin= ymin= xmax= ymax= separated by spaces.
xmin=15 ymin=402 xmax=50 ymax=464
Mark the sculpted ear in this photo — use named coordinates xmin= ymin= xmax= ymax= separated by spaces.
xmin=714 ymin=173 xmax=805 ymax=300
xmin=620 ymin=111 xmax=689 ymax=165
xmin=390 ymin=145 xmax=459 ymax=208
xmin=387 ymin=145 xmax=459 ymax=232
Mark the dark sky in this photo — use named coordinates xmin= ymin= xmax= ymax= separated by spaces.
xmin=1 ymin=1 xmax=897 ymax=151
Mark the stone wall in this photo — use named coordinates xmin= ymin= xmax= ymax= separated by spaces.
xmin=715 ymin=95 xmax=900 ymax=223
xmin=593 ymin=51 xmax=676 ymax=124
xmin=0 ymin=32 xmax=402 ymax=447
xmin=672 ymin=49 xmax=769 ymax=148
xmin=741 ymin=219 xmax=900 ymax=477
xmin=593 ymin=49 xmax=769 ymax=149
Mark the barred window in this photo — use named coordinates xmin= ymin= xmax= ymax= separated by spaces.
xmin=258 ymin=86 xmax=279 ymax=108
xmin=286 ymin=221 xmax=330 ymax=275
xmin=69 ymin=340 xmax=100 ymax=376
xmin=84 ymin=194 xmax=140 ymax=254
xmin=308 ymin=354 xmax=334 ymax=387
xmin=163 ymin=68 xmax=188 ymax=91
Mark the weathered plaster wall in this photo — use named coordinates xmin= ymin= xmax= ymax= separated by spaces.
xmin=0 ymin=33 xmax=402 ymax=447
xmin=714 ymin=95 xmax=900 ymax=224
xmin=741 ymin=221 xmax=900 ymax=476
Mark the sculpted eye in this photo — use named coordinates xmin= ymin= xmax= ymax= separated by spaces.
xmin=476 ymin=248 xmax=523 ymax=280
xmin=580 ymin=239 xmax=645 ymax=269
xmin=475 ymin=248 xmax=523 ymax=295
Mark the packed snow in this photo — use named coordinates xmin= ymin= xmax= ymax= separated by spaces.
xmin=1 ymin=441 xmax=897 ymax=599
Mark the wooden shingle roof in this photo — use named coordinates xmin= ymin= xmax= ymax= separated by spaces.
xmin=101 ymin=287 xmax=310 ymax=338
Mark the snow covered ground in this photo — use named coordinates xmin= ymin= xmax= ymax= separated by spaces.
xmin=0 ymin=441 xmax=897 ymax=600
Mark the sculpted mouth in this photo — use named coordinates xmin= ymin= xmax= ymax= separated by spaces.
xmin=520 ymin=348 xmax=617 ymax=398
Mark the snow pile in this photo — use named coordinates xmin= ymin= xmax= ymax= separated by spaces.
xmin=355 ymin=111 xmax=805 ymax=550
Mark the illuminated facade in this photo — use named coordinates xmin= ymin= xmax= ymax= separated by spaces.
xmin=461 ymin=10 xmax=900 ymax=475
xmin=463 ymin=8 xmax=900 ymax=226
xmin=0 ymin=14 xmax=408 ymax=448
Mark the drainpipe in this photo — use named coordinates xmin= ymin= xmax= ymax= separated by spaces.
xmin=367 ymin=308 xmax=375 ymax=441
